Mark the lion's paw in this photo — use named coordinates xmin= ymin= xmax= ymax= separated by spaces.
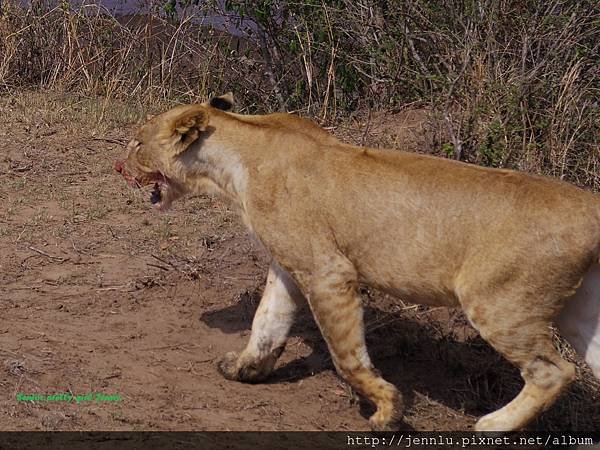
xmin=218 ymin=351 xmax=242 ymax=380
xmin=217 ymin=351 xmax=269 ymax=383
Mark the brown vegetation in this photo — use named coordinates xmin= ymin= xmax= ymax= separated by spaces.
xmin=1 ymin=0 xmax=598 ymax=186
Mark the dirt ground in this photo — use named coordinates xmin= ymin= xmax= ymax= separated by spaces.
xmin=1 ymin=92 xmax=598 ymax=431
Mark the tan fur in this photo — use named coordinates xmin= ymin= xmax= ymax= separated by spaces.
xmin=116 ymin=94 xmax=600 ymax=431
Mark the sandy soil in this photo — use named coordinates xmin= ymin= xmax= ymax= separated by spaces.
xmin=0 ymin=93 xmax=598 ymax=431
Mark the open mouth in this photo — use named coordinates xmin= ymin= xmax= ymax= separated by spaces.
xmin=148 ymin=177 xmax=174 ymax=211
xmin=115 ymin=159 xmax=176 ymax=211
xmin=150 ymin=183 xmax=162 ymax=205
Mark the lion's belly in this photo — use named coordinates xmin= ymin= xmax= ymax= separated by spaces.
xmin=358 ymin=270 xmax=461 ymax=308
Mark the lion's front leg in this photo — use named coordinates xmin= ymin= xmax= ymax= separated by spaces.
xmin=218 ymin=262 xmax=304 ymax=383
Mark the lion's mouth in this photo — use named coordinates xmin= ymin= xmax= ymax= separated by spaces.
xmin=149 ymin=177 xmax=175 ymax=211
xmin=114 ymin=159 xmax=176 ymax=211
xmin=150 ymin=183 xmax=162 ymax=205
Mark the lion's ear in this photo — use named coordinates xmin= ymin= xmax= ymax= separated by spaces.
xmin=170 ymin=106 xmax=209 ymax=152
xmin=209 ymin=92 xmax=234 ymax=111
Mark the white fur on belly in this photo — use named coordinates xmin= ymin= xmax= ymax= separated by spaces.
xmin=557 ymin=263 xmax=600 ymax=379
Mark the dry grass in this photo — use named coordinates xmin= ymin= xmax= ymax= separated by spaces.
xmin=2 ymin=0 xmax=597 ymax=187
xmin=0 ymin=2 xmax=274 ymax=111
xmin=3 ymin=89 xmax=151 ymax=134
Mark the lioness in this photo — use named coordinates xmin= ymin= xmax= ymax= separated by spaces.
xmin=115 ymin=93 xmax=600 ymax=431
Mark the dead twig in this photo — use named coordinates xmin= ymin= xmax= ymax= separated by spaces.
xmin=96 ymin=284 xmax=131 ymax=292
xmin=360 ymin=108 xmax=373 ymax=147
xmin=12 ymin=165 xmax=31 ymax=172
xmin=27 ymin=246 xmax=68 ymax=263
xmin=443 ymin=47 xmax=472 ymax=161
xmin=150 ymin=253 xmax=176 ymax=268
xmin=92 ymin=137 xmax=126 ymax=146
xmin=147 ymin=263 xmax=170 ymax=271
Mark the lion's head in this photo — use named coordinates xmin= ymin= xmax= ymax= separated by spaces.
xmin=114 ymin=93 xmax=234 ymax=210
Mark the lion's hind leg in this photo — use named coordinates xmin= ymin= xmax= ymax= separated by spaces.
xmin=461 ymin=293 xmax=575 ymax=431
xmin=557 ymin=263 xmax=600 ymax=379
